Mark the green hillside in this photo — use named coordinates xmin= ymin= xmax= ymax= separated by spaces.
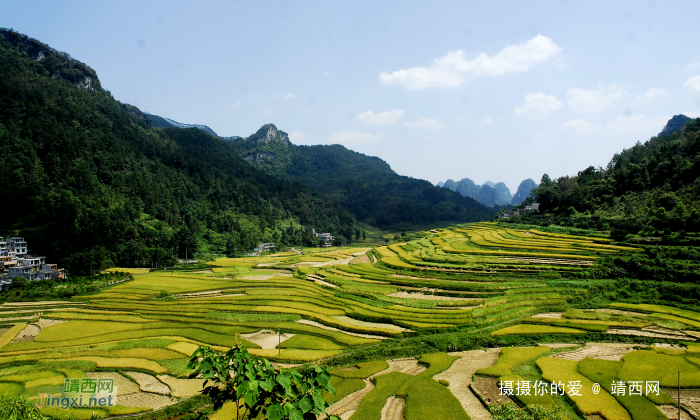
xmin=500 ymin=115 xmax=700 ymax=283
xmin=231 ymin=124 xmax=495 ymax=228
xmin=0 ymin=29 xmax=356 ymax=275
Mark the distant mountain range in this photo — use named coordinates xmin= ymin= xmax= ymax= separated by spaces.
xmin=438 ymin=178 xmax=537 ymax=207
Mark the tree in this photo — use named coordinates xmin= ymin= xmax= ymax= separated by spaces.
xmin=188 ymin=344 xmax=340 ymax=420
xmin=10 ymin=277 xmax=29 ymax=290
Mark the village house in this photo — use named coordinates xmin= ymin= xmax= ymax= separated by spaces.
xmin=312 ymin=229 xmax=335 ymax=247
xmin=0 ymin=237 xmax=65 ymax=282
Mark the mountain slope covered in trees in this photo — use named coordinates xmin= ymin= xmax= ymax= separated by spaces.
xmin=519 ymin=115 xmax=700 ymax=235
xmin=0 ymin=29 xmax=356 ymax=275
xmin=229 ymin=125 xmax=494 ymax=228
xmin=499 ymin=115 xmax=700 ymax=283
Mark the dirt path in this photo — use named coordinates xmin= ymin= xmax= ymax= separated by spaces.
xmin=432 ymin=349 xmax=501 ymax=420
xmin=295 ymin=320 xmax=387 ymax=340
xmin=327 ymin=378 xmax=374 ymax=418
xmin=380 ymin=396 xmax=405 ymax=420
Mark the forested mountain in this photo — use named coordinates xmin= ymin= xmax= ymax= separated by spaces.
xmin=0 ymin=29 xmax=356 ymax=275
xmin=230 ymin=125 xmax=494 ymax=228
xmin=439 ymin=177 xmax=513 ymax=206
xmin=505 ymin=115 xmax=700 ymax=236
xmin=511 ymin=178 xmax=538 ymax=205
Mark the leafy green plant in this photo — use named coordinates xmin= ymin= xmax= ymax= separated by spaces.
xmin=489 ymin=402 xmax=566 ymax=420
xmin=0 ymin=394 xmax=48 ymax=420
xmin=188 ymin=343 xmax=340 ymax=420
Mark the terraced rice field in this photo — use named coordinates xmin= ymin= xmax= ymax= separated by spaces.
xmin=2 ymin=225 xmax=697 ymax=419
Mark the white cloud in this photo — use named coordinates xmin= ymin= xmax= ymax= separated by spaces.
xmin=566 ymin=83 xmax=627 ymax=112
xmin=633 ymin=88 xmax=668 ymax=106
xmin=513 ymin=92 xmax=562 ymax=119
xmin=684 ymin=75 xmax=700 ymax=92
xmin=274 ymin=93 xmax=296 ymax=100
xmin=327 ymin=132 xmax=384 ymax=144
xmin=378 ymin=34 xmax=562 ymax=90
xmin=607 ymin=114 xmax=669 ymax=135
xmin=483 ymin=117 xmax=495 ymax=125
xmin=561 ymin=119 xmax=601 ymax=135
xmin=288 ymin=131 xmax=306 ymax=143
xmin=353 ymin=109 xmax=404 ymax=125
xmin=322 ymin=72 xmax=328 ymax=77
xmin=403 ymin=117 xmax=446 ymax=129
xmin=232 ymin=101 xmax=241 ymax=107
xmin=262 ymin=108 xmax=273 ymax=116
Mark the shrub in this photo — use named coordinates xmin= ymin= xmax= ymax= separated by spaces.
xmin=489 ymin=402 xmax=566 ymax=420
xmin=0 ymin=394 xmax=48 ymax=419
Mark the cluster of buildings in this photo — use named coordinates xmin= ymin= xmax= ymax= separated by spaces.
xmin=497 ymin=203 xmax=541 ymax=219
xmin=0 ymin=237 xmax=65 ymax=285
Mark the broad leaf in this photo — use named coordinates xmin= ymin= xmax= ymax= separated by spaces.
xmin=267 ymin=404 xmax=284 ymax=420
xmin=299 ymin=396 xmax=313 ymax=413
xmin=313 ymin=392 xmax=326 ymax=411
xmin=289 ymin=408 xmax=304 ymax=420
xmin=244 ymin=389 xmax=259 ymax=407
xmin=277 ymin=372 xmax=291 ymax=390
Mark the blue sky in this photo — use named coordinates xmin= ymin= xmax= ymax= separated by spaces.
xmin=4 ymin=0 xmax=700 ymax=194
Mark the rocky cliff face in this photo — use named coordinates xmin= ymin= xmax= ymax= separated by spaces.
xmin=0 ymin=29 xmax=101 ymax=91
xmin=253 ymin=125 xmax=289 ymax=145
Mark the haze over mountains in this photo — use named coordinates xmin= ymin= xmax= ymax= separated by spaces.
xmin=437 ymin=178 xmax=538 ymax=207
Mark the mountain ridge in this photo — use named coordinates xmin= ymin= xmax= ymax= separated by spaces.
xmin=227 ymin=124 xmax=494 ymax=228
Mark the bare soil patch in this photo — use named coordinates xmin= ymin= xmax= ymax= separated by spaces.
xmin=387 ymin=358 xmax=426 ymax=376
xmin=117 ymin=392 xmax=176 ymax=410
xmin=241 ymin=330 xmax=294 ymax=349
xmin=124 ymin=371 xmax=170 ymax=395
xmin=13 ymin=319 xmax=64 ymax=343
xmin=593 ymin=308 xmax=648 ymax=317
xmin=553 ymin=345 xmax=636 ymax=362
xmin=658 ymin=405 xmax=693 ymax=420
xmin=86 ymin=372 xmax=140 ymax=395
xmin=532 ymin=312 xmax=563 ymax=319
xmin=380 ymin=396 xmax=405 ymax=420
xmin=607 ymin=329 xmax=695 ymax=341
xmin=157 ymin=375 xmax=205 ymax=398
xmin=473 ymin=377 xmax=514 ymax=407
